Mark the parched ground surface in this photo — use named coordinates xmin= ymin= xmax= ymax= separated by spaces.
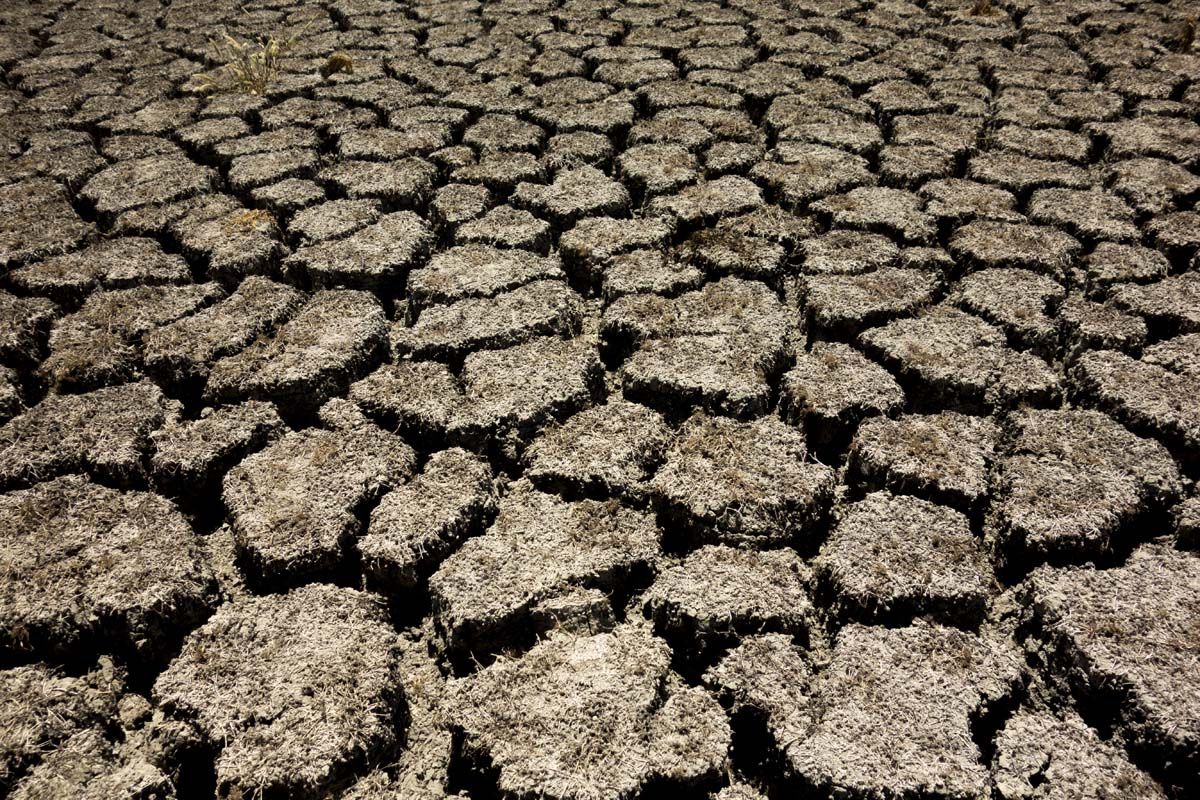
xmin=1 ymin=0 xmax=1199 ymax=799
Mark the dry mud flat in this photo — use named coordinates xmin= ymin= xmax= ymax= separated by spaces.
xmin=1 ymin=0 xmax=1200 ymax=798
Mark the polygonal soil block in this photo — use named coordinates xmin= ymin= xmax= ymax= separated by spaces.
xmin=706 ymin=621 xmax=1023 ymax=799
xmin=779 ymin=342 xmax=904 ymax=451
xmin=447 ymin=624 xmax=729 ymax=799
xmin=360 ymin=448 xmax=496 ymax=593
xmin=1020 ymin=545 xmax=1200 ymax=795
xmin=643 ymin=545 xmax=814 ymax=662
xmin=993 ymin=707 xmax=1165 ymax=800
xmin=814 ymin=492 xmax=992 ymax=625
xmin=222 ymin=426 xmax=415 ymax=584
xmin=0 ymin=475 xmax=214 ymax=661
xmin=649 ymin=413 xmax=837 ymax=549
xmin=392 ymin=280 xmax=585 ymax=361
xmin=848 ymin=412 xmax=997 ymax=514
xmin=524 ymin=399 xmax=673 ymax=499
xmin=154 ymin=585 xmax=403 ymax=800
xmin=430 ymin=482 xmax=659 ymax=660
xmin=205 ymin=289 xmax=389 ymax=415
xmin=0 ymin=381 xmax=176 ymax=489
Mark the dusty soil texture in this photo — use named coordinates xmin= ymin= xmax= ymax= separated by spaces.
xmin=0 ymin=1 xmax=1198 ymax=799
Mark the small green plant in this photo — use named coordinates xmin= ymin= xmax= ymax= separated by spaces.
xmin=194 ymin=29 xmax=303 ymax=95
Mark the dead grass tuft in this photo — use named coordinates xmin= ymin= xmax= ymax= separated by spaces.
xmin=194 ymin=29 xmax=305 ymax=95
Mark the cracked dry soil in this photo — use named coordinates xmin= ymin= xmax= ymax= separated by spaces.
xmin=1 ymin=0 xmax=1199 ymax=799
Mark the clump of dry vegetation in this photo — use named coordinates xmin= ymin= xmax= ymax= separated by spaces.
xmin=194 ymin=31 xmax=302 ymax=95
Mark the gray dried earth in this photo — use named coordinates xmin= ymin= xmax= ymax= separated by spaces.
xmin=0 ymin=1 xmax=1198 ymax=799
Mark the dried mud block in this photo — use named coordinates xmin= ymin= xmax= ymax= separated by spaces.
xmin=1071 ymin=345 xmax=1200 ymax=457
xmin=800 ymin=268 xmax=940 ymax=336
xmin=154 ymin=585 xmax=402 ymax=800
xmin=815 ymin=492 xmax=991 ymax=625
xmin=452 ymin=152 xmax=544 ymax=193
xmin=527 ymin=586 xmax=616 ymax=637
xmin=953 ymin=268 xmax=1065 ymax=356
xmin=687 ymin=222 xmax=784 ymax=276
xmin=79 ymin=155 xmax=215 ymax=217
xmin=558 ymin=215 xmax=673 ymax=285
xmin=252 ymin=179 xmax=326 ymax=214
xmin=920 ymin=178 xmax=1024 ymax=226
xmin=0 ymin=661 xmax=122 ymax=793
xmin=1109 ymin=272 xmax=1200 ymax=337
xmin=993 ymin=708 xmax=1166 ymax=800
xmin=811 ymin=186 xmax=937 ymax=244
xmin=0 ymin=179 xmax=91 ymax=268
xmin=286 ymin=198 xmax=381 ymax=245
xmin=512 ymin=165 xmax=631 ymax=225
xmin=352 ymin=336 xmax=603 ymax=455
xmin=1020 ymin=545 xmax=1200 ymax=793
xmin=1058 ymin=295 xmax=1147 ymax=356
xmin=706 ymin=622 xmax=1023 ymax=800
xmin=6 ymin=238 xmax=191 ymax=306
xmin=716 ymin=205 xmax=818 ymax=252
xmin=430 ymin=183 xmax=491 ymax=228
xmin=407 ymin=245 xmax=563 ymax=311
xmin=949 ymin=221 xmax=1081 ymax=279
xmin=644 ymin=545 xmax=813 ymax=660
xmin=988 ymin=408 xmax=1182 ymax=569
xmin=524 ymin=399 xmax=672 ymax=499
xmin=1090 ymin=116 xmax=1200 ymax=165
xmin=360 ymin=447 xmax=496 ymax=593
xmin=144 ymin=277 xmax=303 ymax=388
xmin=1082 ymin=243 xmax=1169 ymax=292
xmin=342 ymin=633 xmax=457 ymax=799
xmin=39 ymin=282 xmax=225 ymax=392
xmin=319 ymin=157 xmax=437 ymax=204
xmin=849 ymin=412 xmax=997 ymax=514
xmin=447 ymin=624 xmax=729 ymax=798
xmin=1146 ymin=211 xmax=1200 ymax=265
xmin=1027 ymin=188 xmax=1140 ymax=244
xmin=206 ymin=290 xmax=388 ymax=414
xmin=600 ymin=248 xmax=705 ymax=301
xmin=0 ymin=381 xmax=175 ymax=488
xmin=0 ymin=291 xmax=56 ymax=367
xmin=799 ymin=230 xmax=899 ymax=275
xmin=456 ymin=205 xmax=552 ymax=252
xmin=605 ymin=278 xmax=792 ymax=418
xmin=780 ymin=342 xmax=904 ymax=449
xmin=967 ymin=152 xmax=1091 ymax=194
xmin=227 ymin=148 xmax=318 ymax=193
xmin=0 ymin=475 xmax=214 ymax=660
xmin=223 ymin=426 xmax=415 ymax=584
xmin=618 ymin=143 xmax=700 ymax=195
xmin=648 ymin=175 xmax=763 ymax=227
xmin=750 ymin=144 xmax=874 ymax=207
xmin=284 ymin=210 xmax=434 ymax=291
xmin=1106 ymin=157 xmax=1200 ymax=216
xmin=150 ymin=401 xmax=284 ymax=495
xmin=993 ymin=125 xmax=1091 ymax=165
xmin=649 ymin=413 xmax=836 ymax=549
xmin=7 ymin=727 xmax=174 ymax=800
xmin=877 ymin=144 xmax=957 ymax=188
xmin=430 ymin=483 xmax=658 ymax=657
xmin=393 ymin=280 xmax=585 ymax=360
xmin=860 ymin=306 xmax=1061 ymax=411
